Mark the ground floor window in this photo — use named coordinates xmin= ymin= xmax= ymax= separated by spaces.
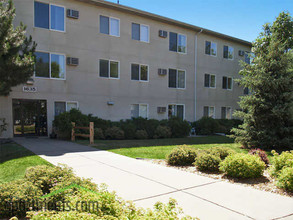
xmin=54 ymin=101 xmax=78 ymax=116
xmin=168 ymin=104 xmax=184 ymax=120
xmin=221 ymin=107 xmax=232 ymax=119
xmin=130 ymin=104 xmax=148 ymax=118
xmin=203 ymin=106 xmax=215 ymax=118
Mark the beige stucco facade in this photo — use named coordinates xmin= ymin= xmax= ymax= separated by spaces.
xmin=0 ymin=0 xmax=251 ymax=138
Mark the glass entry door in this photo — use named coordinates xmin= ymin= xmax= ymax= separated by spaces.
xmin=13 ymin=99 xmax=47 ymax=136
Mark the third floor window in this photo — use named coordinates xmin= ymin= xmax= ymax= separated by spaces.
xmin=205 ymin=41 xmax=217 ymax=56
xmin=223 ymin=45 xmax=234 ymax=60
xmin=132 ymin=23 xmax=149 ymax=42
xmin=34 ymin=1 xmax=65 ymax=32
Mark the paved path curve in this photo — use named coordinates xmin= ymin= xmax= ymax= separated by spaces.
xmin=14 ymin=138 xmax=293 ymax=220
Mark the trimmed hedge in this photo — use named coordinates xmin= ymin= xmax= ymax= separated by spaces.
xmin=220 ymin=153 xmax=266 ymax=178
xmin=166 ymin=145 xmax=197 ymax=166
xmin=53 ymin=110 xmax=190 ymax=140
xmin=276 ymin=167 xmax=293 ymax=192
xmin=270 ymin=150 xmax=293 ymax=177
xmin=194 ymin=153 xmax=221 ymax=172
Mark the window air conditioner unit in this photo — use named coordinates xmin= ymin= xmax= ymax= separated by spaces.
xmin=238 ymin=50 xmax=245 ymax=56
xmin=157 ymin=107 xmax=167 ymax=113
xmin=67 ymin=9 xmax=79 ymax=19
xmin=67 ymin=57 xmax=79 ymax=66
xmin=159 ymin=30 xmax=167 ymax=38
xmin=158 ymin=68 xmax=167 ymax=76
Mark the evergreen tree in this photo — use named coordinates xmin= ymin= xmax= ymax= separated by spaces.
xmin=232 ymin=12 xmax=293 ymax=150
xmin=0 ymin=0 xmax=36 ymax=96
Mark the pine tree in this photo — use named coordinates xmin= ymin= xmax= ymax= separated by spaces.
xmin=0 ymin=0 xmax=36 ymax=96
xmin=231 ymin=12 xmax=293 ymax=150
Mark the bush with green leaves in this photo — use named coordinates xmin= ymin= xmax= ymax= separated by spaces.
xmin=135 ymin=130 xmax=148 ymax=139
xmin=215 ymin=119 xmax=242 ymax=134
xmin=207 ymin=146 xmax=235 ymax=160
xmin=94 ymin=128 xmax=105 ymax=140
xmin=193 ymin=117 xmax=219 ymax=135
xmin=249 ymin=148 xmax=270 ymax=165
xmin=105 ymin=127 xmax=125 ymax=140
xmin=194 ymin=153 xmax=221 ymax=172
xmin=154 ymin=125 xmax=172 ymax=139
xmin=220 ymin=153 xmax=266 ymax=178
xmin=167 ymin=145 xmax=197 ymax=166
xmin=270 ymin=150 xmax=293 ymax=177
xmin=120 ymin=120 xmax=136 ymax=139
xmin=276 ymin=167 xmax=293 ymax=192
xmin=167 ymin=117 xmax=191 ymax=138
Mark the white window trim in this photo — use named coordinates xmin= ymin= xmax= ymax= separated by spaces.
xmin=99 ymin=59 xmax=120 ymax=79
xmin=54 ymin=101 xmax=79 ymax=116
xmin=223 ymin=76 xmax=233 ymax=91
xmin=167 ymin=103 xmax=185 ymax=120
xmin=168 ymin=68 xmax=186 ymax=89
xmin=34 ymin=50 xmax=66 ymax=80
xmin=33 ymin=2 xmax=66 ymax=33
xmin=130 ymin=103 xmax=149 ymax=119
xmin=224 ymin=45 xmax=234 ymax=60
xmin=100 ymin=15 xmax=120 ymax=37
xmin=204 ymin=41 xmax=217 ymax=57
xmin=205 ymin=74 xmax=216 ymax=89
xmin=131 ymin=23 xmax=150 ymax=43
xmin=177 ymin=33 xmax=187 ymax=54
xmin=130 ymin=63 xmax=149 ymax=82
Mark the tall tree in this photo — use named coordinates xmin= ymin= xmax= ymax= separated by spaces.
xmin=232 ymin=12 xmax=293 ymax=150
xmin=0 ymin=0 xmax=36 ymax=96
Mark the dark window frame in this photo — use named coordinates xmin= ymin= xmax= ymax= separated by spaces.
xmin=99 ymin=59 xmax=120 ymax=79
xmin=131 ymin=63 xmax=149 ymax=82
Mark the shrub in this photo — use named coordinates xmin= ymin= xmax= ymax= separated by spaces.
xmin=135 ymin=130 xmax=148 ymax=139
xmin=249 ymin=148 xmax=270 ymax=165
xmin=120 ymin=120 xmax=136 ymax=139
xmin=88 ymin=114 xmax=112 ymax=131
xmin=220 ymin=153 xmax=266 ymax=178
xmin=194 ymin=153 xmax=221 ymax=172
xmin=105 ymin=127 xmax=125 ymax=140
xmin=194 ymin=117 xmax=220 ymax=135
xmin=207 ymin=147 xmax=235 ymax=160
xmin=166 ymin=145 xmax=197 ymax=166
xmin=167 ymin=117 xmax=191 ymax=138
xmin=154 ymin=126 xmax=172 ymax=139
xmin=270 ymin=150 xmax=293 ymax=177
xmin=0 ymin=180 xmax=43 ymax=218
xmin=215 ymin=119 xmax=242 ymax=134
xmin=132 ymin=118 xmax=160 ymax=139
xmin=26 ymin=211 xmax=104 ymax=220
xmin=276 ymin=167 xmax=293 ymax=192
xmin=94 ymin=128 xmax=105 ymax=140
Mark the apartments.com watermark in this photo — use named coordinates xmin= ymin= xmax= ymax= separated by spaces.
xmin=1 ymin=184 xmax=100 ymax=215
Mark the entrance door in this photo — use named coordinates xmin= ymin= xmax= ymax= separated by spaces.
xmin=13 ymin=99 xmax=47 ymax=136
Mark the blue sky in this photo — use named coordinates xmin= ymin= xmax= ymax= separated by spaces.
xmin=106 ymin=0 xmax=293 ymax=42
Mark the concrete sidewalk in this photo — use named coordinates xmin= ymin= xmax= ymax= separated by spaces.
xmin=14 ymin=138 xmax=293 ymax=220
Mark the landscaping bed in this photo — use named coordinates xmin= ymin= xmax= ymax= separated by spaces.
xmin=142 ymin=158 xmax=293 ymax=197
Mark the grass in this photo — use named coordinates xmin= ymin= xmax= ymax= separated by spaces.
xmin=0 ymin=142 xmax=52 ymax=183
xmin=77 ymin=136 xmax=250 ymax=159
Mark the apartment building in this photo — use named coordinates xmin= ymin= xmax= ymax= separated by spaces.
xmin=0 ymin=0 xmax=251 ymax=138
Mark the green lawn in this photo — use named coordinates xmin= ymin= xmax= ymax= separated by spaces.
xmin=77 ymin=136 xmax=250 ymax=159
xmin=0 ymin=142 xmax=52 ymax=183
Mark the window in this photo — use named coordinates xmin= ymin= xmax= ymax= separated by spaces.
xmin=132 ymin=23 xmax=149 ymax=42
xmin=169 ymin=69 xmax=186 ymax=89
xmin=168 ymin=104 xmax=184 ymax=120
xmin=205 ymin=41 xmax=217 ymax=56
xmin=222 ymin=76 xmax=232 ymax=90
xmin=203 ymin=106 xmax=215 ymax=118
xmin=169 ymin=32 xmax=186 ymax=53
xmin=131 ymin=64 xmax=148 ymax=81
xmin=34 ymin=2 xmax=65 ymax=31
xmin=100 ymin=16 xmax=120 ymax=37
xmin=204 ymin=74 xmax=216 ymax=88
xmin=35 ymin=52 xmax=65 ymax=79
xmin=223 ymin=45 xmax=234 ymax=59
xmin=244 ymin=52 xmax=251 ymax=64
xmin=54 ymin=101 xmax=78 ymax=116
xmin=99 ymin=59 xmax=119 ymax=78
xmin=130 ymin=104 xmax=148 ymax=118
xmin=244 ymin=87 xmax=249 ymax=95
xmin=221 ymin=107 xmax=232 ymax=119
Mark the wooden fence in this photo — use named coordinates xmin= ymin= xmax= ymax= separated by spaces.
xmin=71 ymin=122 xmax=94 ymax=144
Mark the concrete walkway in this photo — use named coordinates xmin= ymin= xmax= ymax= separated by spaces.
xmin=14 ymin=138 xmax=293 ymax=220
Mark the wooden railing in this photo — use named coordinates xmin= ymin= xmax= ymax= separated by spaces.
xmin=71 ymin=122 xmax=94 ymax=144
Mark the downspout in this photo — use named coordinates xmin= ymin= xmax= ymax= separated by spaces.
xmin=194 ymin=29 xmax=203 ymax=122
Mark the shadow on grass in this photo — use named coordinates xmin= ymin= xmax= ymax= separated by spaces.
xmin=0 ymin=141 xmax=35 ymax=164
xmin=77 ymin=135 xmax=235 ymax=150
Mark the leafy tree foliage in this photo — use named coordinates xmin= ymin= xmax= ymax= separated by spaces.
xmin=0 ymin=0 xmax=36 ymax=96
xmin=232 ymin=12 xmax=293 ymax=150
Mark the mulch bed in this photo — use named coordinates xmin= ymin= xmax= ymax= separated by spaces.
xmin=141 ymin=158 xmax=293 ymax=197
